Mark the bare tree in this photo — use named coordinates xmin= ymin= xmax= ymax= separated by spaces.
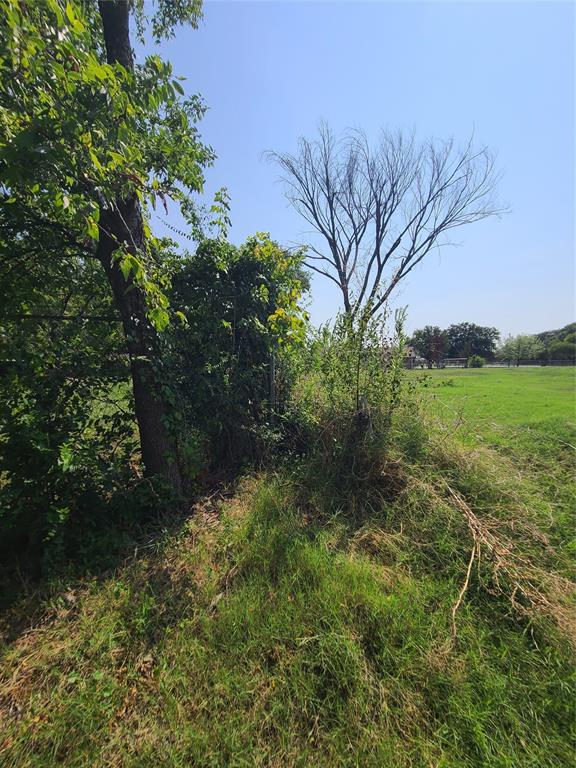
xmin=269 ymin=124 xmax=503 ymax=319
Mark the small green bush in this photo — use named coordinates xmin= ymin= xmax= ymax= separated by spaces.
xmin=467 ymin=354 xmax=485 ymax=368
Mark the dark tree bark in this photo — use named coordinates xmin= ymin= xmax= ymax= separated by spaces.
xmin=99 ymin=0 xmax=134 ymax=69
xmin=96 ymin=1 xmax=182 ymax=492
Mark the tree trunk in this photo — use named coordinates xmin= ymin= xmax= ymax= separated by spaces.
xmin=96 ymin=0 xmax=182 ymax=492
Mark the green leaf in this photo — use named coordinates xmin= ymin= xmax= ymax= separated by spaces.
xmin=58 ymin=444 xmax=74 ymax=472
xmin=85 ymin=215 xmax=99 ymax=239
xmin=149 ymin=307 xmax=169 ymax=331
xmin=65 ymin=2 xmax=76 ymax=24
xmin=119 ymin=256 xmax=133 ymax=281
xmin=175 ymin=310 xmax=188 ymax=327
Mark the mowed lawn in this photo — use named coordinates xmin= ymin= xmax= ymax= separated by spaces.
xmin=413 ymin=366 xmax=576 ymax=483
xmin=414 ymin=366 xmax=575 ymax=428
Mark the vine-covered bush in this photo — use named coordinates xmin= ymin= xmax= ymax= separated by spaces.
xmin=168 ymin=234 xmax=308 ymax=471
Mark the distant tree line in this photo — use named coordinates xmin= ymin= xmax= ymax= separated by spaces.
xmin=497 ymin=323 xmax=575 ymax=364
xmin=410 ymin=323 xmax=499 ymax=367
xmin=410 ymin=322 xmax=576 ymax=367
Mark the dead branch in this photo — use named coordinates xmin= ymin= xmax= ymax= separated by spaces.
xmin=451 ymin=541 xmax=478 ymax=639
xmin=441 ymin=480 xmax=576 ymax=646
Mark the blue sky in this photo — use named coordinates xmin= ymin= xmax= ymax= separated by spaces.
xmin=147 ymin=0 xmax=574 ymax=337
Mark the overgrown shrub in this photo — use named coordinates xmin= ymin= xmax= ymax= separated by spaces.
xmin=287 ymin=309 xmax=408 ymax=515
xmin=0 ymin=259 xmax=143 ymax=573
xmin=167 ymin=234 xmax=308 ymax=471
xmin=467 ymin=354 xmax=485 ymax=368
xmin=0 ymin=233 xmax=308 ymax=577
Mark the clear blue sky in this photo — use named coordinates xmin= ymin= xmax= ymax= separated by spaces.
xmin=146 ymin=0 xmax=575 ymax=338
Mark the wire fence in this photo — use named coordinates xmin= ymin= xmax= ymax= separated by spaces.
xmin=405 ymin=357 xmax=575 ymax=369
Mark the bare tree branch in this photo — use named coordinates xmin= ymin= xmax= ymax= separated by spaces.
xmin=268 ymin=124 xmax=505 ymax=320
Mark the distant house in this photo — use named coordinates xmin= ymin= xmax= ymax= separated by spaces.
xmin=404 ymin=345 xmax=424 ymax=369
xmin=381 ymin=343 xmax=425 ymax=369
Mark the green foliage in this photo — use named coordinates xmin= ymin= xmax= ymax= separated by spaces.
xmin=410 ymin=325 xmax=447 ymax=367
xmin=446 ymin=322 xmax=500 ymax=360
xmin=548 ymin=339 xmax=576 ymax=362
xmin=467 ymin=354 xmax=484 ymax=368
xmin=0 ymin=0 xmax=216 ymax=509
xmin=492 ymin=326 xmax=576 ymax=364
xmin=410 ymin=323 xmax=500 ymax=365
xmin=0 ymin=0 xmax=213 ymax=327
xmin=497 ymin=333 xmax=545 ymax=363
xmin=0 ymin=0 xmax=219 ymax=565
xmin=0 ymin=225 xmax=138 ymax=566
xmin=536 ymin=322 xmax=576 ymax=348
xmin=0 ymin=261 xmax=181 ymax=575
xmin=168 ymin=234 xmax=308 ymax=469
xmin=294 ymin=310 xmax=406 ymax=422
xmin=133 ymin=0 xmax=203 ymax=43
xmin=500 ymin=324 xmax=576 ymax=363
xmin=287 ymin=309 xmax=408 ymax=514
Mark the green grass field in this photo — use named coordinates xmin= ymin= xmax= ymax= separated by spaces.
xmin=414 ymin=367 xmax=575 ymax=550
xmin=413 ymin=367 xmax=576 ymax=467
xmin=414 ymin=366 xmax=575 ymax=426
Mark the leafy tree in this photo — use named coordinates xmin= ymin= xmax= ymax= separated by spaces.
xmin=547 ymin=340 xmax=576 ymax=362
xmin=536 ymin=322 xmax=576 ymax=347
xmin=410 ymin=325 xmax=447 ymax=367
xmin=497 ymin=334 xmax=545 ymax=365
xmin=0 ymin=0 xmax=214 ymax=491
xmin=445 ymin=322 xmax=499 ymax=360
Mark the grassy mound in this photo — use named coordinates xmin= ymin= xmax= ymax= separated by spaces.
xmin=1 ymin=405 xmax=574 ymax=767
